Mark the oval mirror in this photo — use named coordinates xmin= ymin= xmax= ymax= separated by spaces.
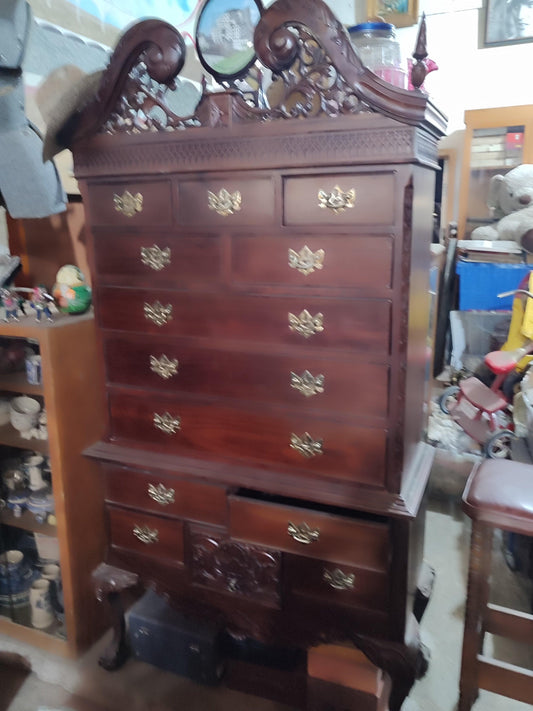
xmin=195 ymin=0 xmax=263 ymax=82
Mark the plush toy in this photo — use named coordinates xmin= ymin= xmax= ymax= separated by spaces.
xmin=471 ymin=164 xmax=533 ymax=250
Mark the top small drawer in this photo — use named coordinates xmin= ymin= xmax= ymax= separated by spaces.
xmin=89 ymin=180 xmax=173 ymax=227
xmin=283 ymin=173 xmax=395 ymax=226
xmin=179 ymin=177 xmax=275 ymax=226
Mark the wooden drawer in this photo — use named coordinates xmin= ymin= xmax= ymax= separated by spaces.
xmin=231 ymin=235 xmax=393 ymax=290
xmin=104 ymin=334 xmax=389 ymax=419
xmin=93 ymin=232 xmax=221 ymax=288
xmin=229 ymin=496 xmax=389 ymax=569
xmin=104 ymin=464 xmax=227 ymax=526
xmin=179 ymin=177 xmax=275 ymax=226
xmin=285 ymin=554 xmax=388 ymax=612
xmin=283 ymin=173 xmax=396 ymax=226
xmin=107 ymin=505 xmax=184 ymax=563
xmin=189 ymin=526 xmax=281 ymax=605
xmin=108 ymin=390 xmax=388 ymax=487
xmin=98 ymin=287 xmax=391 ymax=354
xmin=88 ymin=180 xmax=173 ymax=227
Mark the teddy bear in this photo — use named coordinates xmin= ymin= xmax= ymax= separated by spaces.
xmin=471 ymin=163 xmax=533 ymax=250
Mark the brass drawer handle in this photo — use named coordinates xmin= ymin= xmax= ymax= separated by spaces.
xmin=290 ymin=370 xmax=325 ymax=398
xmin=207 ymin=188 xmax=241 ymax=217
xmin=323 ymin=568 xmax=355 ymax=590
xmin=133 ymin=524 xmax=159 ymax=544
xmin=290 ymin=432 xmax=323 ymax=458
xmin=153 ymin=412 xmax=181 ymax=434
xmin=114 ymin=190 xmax=143 ymax=217
xmin=288 ymin=246 xmax=325 ymax=276
xmin=144 ymin=301 xmax=173 ymax=326
xmin=287 ymin=521 xmax=320 ymax=545
xmin=141 ymin=245 xmax=171 ymax=271
xmin=147 ymin=483 xmax=175 ymax=506
xmin=150 ymin=354 xmax=179 ymax=379
xmin=288 ymin=310 xmax=324 ymax=339
xmin=317 ymin=185 xmax=356 ymax=213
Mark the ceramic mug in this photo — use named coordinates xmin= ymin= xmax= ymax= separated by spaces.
xmin=29 ymin=578 xmax=54 ymax=629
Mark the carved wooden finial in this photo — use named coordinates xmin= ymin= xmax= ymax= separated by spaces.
xmin=411 ymin=13 xmax=428 ymax=91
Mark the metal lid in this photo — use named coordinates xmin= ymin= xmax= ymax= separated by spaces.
xmin=347 ymin=22 xmax=394 ymax=33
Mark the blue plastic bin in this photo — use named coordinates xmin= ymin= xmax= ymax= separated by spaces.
xmin=456 ymin=260 xmax=532 ymax=310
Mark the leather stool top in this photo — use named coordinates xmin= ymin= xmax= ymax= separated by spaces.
xmin=462 ymin=459 xmax=533 ymax=535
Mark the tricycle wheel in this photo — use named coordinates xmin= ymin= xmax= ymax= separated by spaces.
xmin=484 ymin=429 xmax=515 ymax=459
xmin=439 ymin=385 xmax=460 ymax=414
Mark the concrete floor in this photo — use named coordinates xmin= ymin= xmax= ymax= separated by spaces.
xmin=1 ymin=450 xmax=533 ymax=711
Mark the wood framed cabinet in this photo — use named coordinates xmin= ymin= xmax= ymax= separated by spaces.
xmin=63 ymin=0 xmax=446 ymax=707
xmin=458 ymin=105 xmax=533 ymax=239
xmin=0 ymin=313 xmax=106 ymax=657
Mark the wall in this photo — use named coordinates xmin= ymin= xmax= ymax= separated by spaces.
xmin=348 ymin=0 xmax=533 ymax=134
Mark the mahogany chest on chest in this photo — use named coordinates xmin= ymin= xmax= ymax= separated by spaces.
xmin=66 ymin=1 xmax=446 ymax=705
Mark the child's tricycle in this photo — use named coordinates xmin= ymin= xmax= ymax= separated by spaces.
xmin=440 ymin=281 xmax=533 ymax=459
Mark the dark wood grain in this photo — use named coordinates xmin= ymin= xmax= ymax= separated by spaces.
xmin=68 ymin=0 xmax=446 ymax=705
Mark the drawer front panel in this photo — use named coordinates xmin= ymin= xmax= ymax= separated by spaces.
xmin=283 ymin=173 xmax=395 ymax=226
xmin=93 ymin=233 xmax=221 ymax=288
xmin=89 ymin=180 xmax=173 ymax=227
xmin=104 ymin=335 xmax=389 ymax=418
xmin=108 ymin=391 xmax=388 ymax=486
xmin=98 ymin=287 xmax=391 ymax=353
xmin=190 ymin=526 xmax=281 ymax=604
xmin=179 ymin=177 xmax=275 ymax=226
xmin=107 ymin=505 xmax=184 ymax=562
xmin=286 ymin=554 xmax=389 ymax=611
xmin=104 ymin=464 xmax=227 ymax=525
xmin=229 ymin=497 xmax=389 ymax=569
xmin=231 ymin=235 xmax=393 ymax=290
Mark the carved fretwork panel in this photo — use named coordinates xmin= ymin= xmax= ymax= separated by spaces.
xmin=190 ymin=529 xmax=281 ymax=603
xmin=64 ymin=0 xmax=446 ymax=150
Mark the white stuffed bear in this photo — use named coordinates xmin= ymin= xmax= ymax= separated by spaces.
xmin=471 ymin=164 xmax=533 ymax=248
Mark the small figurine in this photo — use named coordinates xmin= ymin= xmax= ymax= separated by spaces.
xmin=30 ymin=286 xmax=54 ymax=322
xmin=0 ymin=288 xmax=19 ymax=322
xmin=52 ymin=264 xmax=92 ymax=315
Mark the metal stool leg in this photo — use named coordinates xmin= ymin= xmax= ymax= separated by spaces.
xmin=458 ymin=521 xmax=493 ymax=711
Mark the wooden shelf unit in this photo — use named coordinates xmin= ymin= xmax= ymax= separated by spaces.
xmin=0 ymin=312 xmax=107 ymax=657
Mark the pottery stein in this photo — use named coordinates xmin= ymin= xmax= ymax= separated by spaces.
xmin=29 ymin=578 xmax=55 ymax=629
xmin=42 ymin=563 xmax=63 ymax=619
xmin=24 ymin=454 xmax=46 ymax=491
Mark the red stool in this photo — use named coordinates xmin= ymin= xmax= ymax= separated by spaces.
xmin=459 ymin=459 xmax=533 ymax=710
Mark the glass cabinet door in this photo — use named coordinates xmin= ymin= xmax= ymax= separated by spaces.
xmin=464 ymin=126 xmax=524 ymax=238
xmin=459 ymin=106 xmax=533 ymax=240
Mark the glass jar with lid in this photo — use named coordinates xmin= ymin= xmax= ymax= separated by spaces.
xmin=347 ymin=22 xmax=406 ymax=90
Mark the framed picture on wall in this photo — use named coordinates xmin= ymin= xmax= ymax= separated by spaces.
xmin=366 ymin=0 xmax=419 ymax=28
xmin=484 ymin=0 xmax=533 ymax=46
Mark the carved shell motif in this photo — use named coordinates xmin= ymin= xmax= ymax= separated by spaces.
xmin=191 ymin=531 xmax=280 ymax=601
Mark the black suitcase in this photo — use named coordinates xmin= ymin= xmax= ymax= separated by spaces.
xmin=128 ymin=588 xmax=224 ymax=685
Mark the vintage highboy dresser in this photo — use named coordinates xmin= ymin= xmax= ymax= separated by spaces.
xmin=64 ymin=1 xmax=446 ymax=707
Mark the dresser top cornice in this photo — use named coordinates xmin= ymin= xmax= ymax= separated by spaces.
xmin=59 ymin=0 xmax=446 ymax=173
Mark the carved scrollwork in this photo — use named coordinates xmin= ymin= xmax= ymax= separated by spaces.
xmin=191 ymin=531 xmax=280 ymax=601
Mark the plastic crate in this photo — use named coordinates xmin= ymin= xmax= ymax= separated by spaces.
xmin=456 ymin=260 xmax=532 ymax=311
